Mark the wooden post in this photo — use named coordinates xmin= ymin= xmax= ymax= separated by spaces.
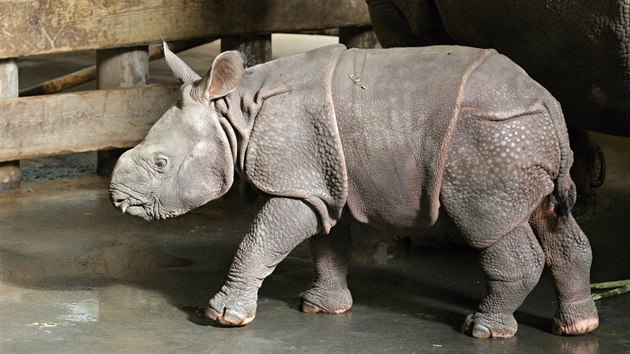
xmin=221 ymin=34 xmax=272 ymax=64
xmin=20 ymin=40 xmax=211 ymax=97
xmin=96 ymin=46 xmax=149 ymax=176
xmin=339 ymin=26 xmax=379 ymax=49
xmin=0 ymin=58 xmax=20 ymax=193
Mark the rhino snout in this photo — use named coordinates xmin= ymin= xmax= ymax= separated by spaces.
xmin=110 ymin=189 xmax=135 ymax=214
xmin=110 ymin=189 xmax=148 ymax=217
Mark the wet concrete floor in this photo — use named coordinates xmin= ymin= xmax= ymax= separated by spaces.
xmin=2 ymin=36 xmax=630 ymax=353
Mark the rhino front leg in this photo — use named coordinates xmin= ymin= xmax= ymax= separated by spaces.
xmin=301 ymin=217 xmax=353 ymax=314
xmin=207 ymin=197 xmax=320 ymax=326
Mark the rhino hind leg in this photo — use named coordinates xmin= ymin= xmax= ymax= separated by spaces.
xmin=301 ymin=218 xmax=353 ymax=314
xmin=530 ymin=200 xmax=599 ymax=335
xmin=461 ymin=222 xmax=544 ymax=338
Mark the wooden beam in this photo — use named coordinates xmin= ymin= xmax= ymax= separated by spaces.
xmin=20 ymin=39 xmax=212 ymax=96
xmin=96 ymin=46 xmax=150 ymax=176
xmin=19 ymin=66 xmax=97 ymax=97
xmin=0 ymin=0 xmax=370 ymax=59
xmin=0 ymin=58 xmax=20 ymax=192
xmin=0 ymin=84 xmax=179 ymax=162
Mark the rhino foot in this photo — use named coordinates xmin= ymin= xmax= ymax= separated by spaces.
xmin=206 ymin=289 xmax=257 ymax=327
xmin=300 ymin=286 xmax=353 ymax=314
xmin=552 ymin=299 xmax=599 ymax=335
xmin=461 ymin=313 xmax=518 ymax=339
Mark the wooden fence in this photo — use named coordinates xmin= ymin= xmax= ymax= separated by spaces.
xmin=0 ymin=0 xmax=372 ymax=188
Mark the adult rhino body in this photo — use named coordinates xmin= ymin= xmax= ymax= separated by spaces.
xmin=110 ymin=43 xmax=598 ymax=338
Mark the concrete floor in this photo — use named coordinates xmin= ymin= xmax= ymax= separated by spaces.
xmin=1 ymin=36 xmax=630 ymax=353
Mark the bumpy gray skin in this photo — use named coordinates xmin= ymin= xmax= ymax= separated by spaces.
xmin=110 ymin=43 xmax=598 ymax=338
xmin=365 ymin=0 xmax=630 ymax=136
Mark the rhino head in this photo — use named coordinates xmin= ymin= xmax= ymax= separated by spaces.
xmin=109 ymin=43 xmax=245 ymax=220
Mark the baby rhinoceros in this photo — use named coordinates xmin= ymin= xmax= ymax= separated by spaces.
xmin=110 ymin=42 xmax=599 ymax=339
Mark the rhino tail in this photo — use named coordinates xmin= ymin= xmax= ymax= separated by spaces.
xmin=545 ymin=97 xmax=574 ymax=221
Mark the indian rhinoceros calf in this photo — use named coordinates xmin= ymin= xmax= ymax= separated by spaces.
xmin=109 ymin=43 xmax=599 ymax=339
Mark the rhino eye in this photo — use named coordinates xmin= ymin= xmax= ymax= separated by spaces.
xmin=155 ymin=158 xmax=168 ymax=170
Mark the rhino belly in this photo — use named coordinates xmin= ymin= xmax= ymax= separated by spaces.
xmin=344 ymin=158 xmax=432 ymax=230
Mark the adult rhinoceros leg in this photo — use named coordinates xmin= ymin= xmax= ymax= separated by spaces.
xmin=301 ymin=217 xmax=353 ymax=314
xmin=207 ymin=197 xmax=320 ymax=326
xmin=567 ymin=126 xmax=605 ymax=216
xmin=530 ymin=203 xmax=599 ymax=335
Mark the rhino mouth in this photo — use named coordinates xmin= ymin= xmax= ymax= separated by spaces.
xmin=117 ymin=201 xmax=150 ymax=220
xmin=110 ymin=185 xmax=185 ymax=221
xmin=110 ymin=185 xmax=155 ymax=221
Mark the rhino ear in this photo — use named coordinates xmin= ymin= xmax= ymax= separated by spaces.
xmin=163 ymin=40 xmax=201 ymax=84
xmin=192 ymin=51 xmax=244 ymax=102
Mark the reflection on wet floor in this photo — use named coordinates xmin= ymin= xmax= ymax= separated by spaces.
xmin=1 ymin=135 xmax=629 ymax=352
xmin=1 ymin=235 xmax=192 ymax=286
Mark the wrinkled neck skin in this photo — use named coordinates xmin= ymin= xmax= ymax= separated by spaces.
xmin=214 ymin=92 xmax=251 ymax=181
xmin=214 ymin=66 xmax=287 ymax=182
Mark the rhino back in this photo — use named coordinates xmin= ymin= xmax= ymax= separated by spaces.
xmin=369 ymin=0 xmax=630 ymax=135
xmin=332 ymin=46 xmax=494 ymax=229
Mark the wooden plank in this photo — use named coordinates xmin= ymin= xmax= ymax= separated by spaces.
xmin=0 ymin=58 xmax=20 ymax=191
xmin=0 ymin=84 xmax=179 ymax=162
xmin=0 ymin=0 xmax=371 ymax=59
xmin=96 ymin=46 xmax=149 ymax=176
xmin=20 ymin=40 xmax=210 ymax=96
